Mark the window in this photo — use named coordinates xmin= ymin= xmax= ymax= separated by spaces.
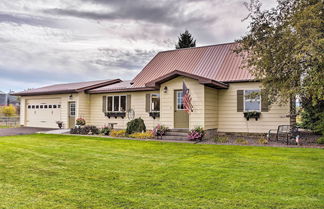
xmin=28 ymin=105 xmax=31 ymax=109
xmin=40 ymin=105 xmax=43 ymax=109
xmin=176 ymin=91 xmax=184 ymax=110
xmin=44 ymin=105 xmax=48 ymax=108
xmin=107 ymin=95 xmax=126 ymax=112
xmin=53 ymin=105 xmax=57 ymax=108
xmin=244 ymin=89 xmax=261 ymax=112
xmin=48 ymin=105 xmax=52 ymax=108
xmin=58 ymin=105 xmax=61 ymax=108
xmin=36 ymin=105 xmax=39 ymax=109
xmin=32 ymin=105 xmax=35 ymax=109
xmin=151 ymin=94 xmax=160 ymax=112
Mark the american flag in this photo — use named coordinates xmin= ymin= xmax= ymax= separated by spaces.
xmin=182 ymin=81 xmax=193 ymax=113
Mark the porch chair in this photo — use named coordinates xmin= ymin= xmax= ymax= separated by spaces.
xmin=267 ymin=125 xmax=299 ymax=145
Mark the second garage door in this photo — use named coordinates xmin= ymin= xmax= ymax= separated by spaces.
xmin=26 ymin=99 xmax=61 ymax=128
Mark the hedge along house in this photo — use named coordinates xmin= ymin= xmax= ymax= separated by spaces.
xmin=14 ymin=43 xmax=290 ymax=133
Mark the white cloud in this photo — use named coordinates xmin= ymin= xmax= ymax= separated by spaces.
xmin=0 ymin=0 xmax=277 ymax=92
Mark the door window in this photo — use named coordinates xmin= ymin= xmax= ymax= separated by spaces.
xmin=69 ymin=103 xmax=76 ymax=116
xmin=176 ymin=91 xmax=184 ymax=110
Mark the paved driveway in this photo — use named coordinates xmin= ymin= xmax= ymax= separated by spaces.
xmin=0 ymin=127 xmax=56 ymax=136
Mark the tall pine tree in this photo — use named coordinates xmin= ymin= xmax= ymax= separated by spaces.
xmin=175 ymin=30 xmax=196 ymax=49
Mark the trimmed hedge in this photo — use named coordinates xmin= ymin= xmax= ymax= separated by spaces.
xmin=126 ymin=118 xmax=146 ymax=134
xmin=70 ymin=126 xmax=99 ymax=135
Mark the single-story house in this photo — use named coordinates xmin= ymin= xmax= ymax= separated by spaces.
xmin=13 ymin=42 xmax=290 ymax=134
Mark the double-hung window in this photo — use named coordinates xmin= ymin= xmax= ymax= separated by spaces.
xmin=107 ymin=95 xmax=126 ymax=112
xmin=244 ymin=89 xmax=261 ymax=112
xmin=151 ymin=94 xmax=160 ymax=112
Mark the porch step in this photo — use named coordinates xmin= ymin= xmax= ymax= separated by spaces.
xmin=161 ymin=135 xmax=188 ymax=140
xmin=165 ymin=132 xmax=188 ymax=136
xmin=161 ymin=128 xmax=189 ymax=140
xmin=168 ymin=128 xmax=189 ymax=133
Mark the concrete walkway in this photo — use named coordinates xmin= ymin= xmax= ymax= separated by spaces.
xmin=0 ymin=127 xmax=56 ymax=136
xmin=42 ymin=129 xmax=70 ymax=134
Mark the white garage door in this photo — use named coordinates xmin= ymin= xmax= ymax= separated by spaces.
xmin=26 ymin=99 xmax=61 ymax=128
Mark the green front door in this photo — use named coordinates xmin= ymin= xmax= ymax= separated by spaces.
xmin=174 ymin=90 xmax=189 ymax=128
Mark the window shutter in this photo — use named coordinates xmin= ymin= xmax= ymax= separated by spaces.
xmin=102 ymin=96 xmax=106 ymax=112
xmin=237 ymin=90 xmax=244 ymax=112
xmin=261 ymin=90 xmax=269 ymax=112
xmin=145 ymin=94 xmax=150 ymax=112
xmin=127 ymin=95 xmax=131 ymax=111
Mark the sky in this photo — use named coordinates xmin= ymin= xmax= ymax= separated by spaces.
xmin=0 ymin=0 xmax=277 ymax=92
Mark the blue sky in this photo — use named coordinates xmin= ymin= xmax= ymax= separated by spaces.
xmin=0 ymin=0 xmax=277 ymax=92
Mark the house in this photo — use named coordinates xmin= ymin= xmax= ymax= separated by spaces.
xmin=13 ymin=43 xmax=290 ymax=134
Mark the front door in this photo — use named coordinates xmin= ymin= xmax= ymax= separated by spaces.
xmin=174 ymin=90 xmax=189 ymax=128
xmin=68 ymin=102 xmax=76 ymax=128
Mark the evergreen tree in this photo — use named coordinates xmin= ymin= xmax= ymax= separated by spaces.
xmin=175 ymin=30 xmax=196 ymax=49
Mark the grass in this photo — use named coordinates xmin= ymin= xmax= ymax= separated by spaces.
xmin=0 ymin=134 xmax=323 ymax=208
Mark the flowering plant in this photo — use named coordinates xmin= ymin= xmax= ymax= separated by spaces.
xmin=152 ymin=124 xmax=169 ymax=136
xmin=188 ymin=127 xmax=205 ymax=141
xmin=76 ymin=118 xmax=86 ymax=126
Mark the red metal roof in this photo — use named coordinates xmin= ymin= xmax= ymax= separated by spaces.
xmin=131 ymin=42 xmax=253 ymax=87
xmin=13 ymin=79 xmax=121 ymax=96
xmin=88 ymin=81 xmax=156 ymax=93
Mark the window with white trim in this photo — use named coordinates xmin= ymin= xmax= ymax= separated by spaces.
xmin=244 ymin=89 xmax=261 ymax=112
xmin=176 ymin=91 xmax=184 ymax=110
xmin=107 ymin=95 xmax=126 ymax=112
xmin=151 ymin=94 xmax=160 ymax=112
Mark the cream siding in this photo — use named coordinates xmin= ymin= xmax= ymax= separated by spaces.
xmin=20 ymin=98 xmax=26 ymax=126
xmin=159 ymin=76 xmax=205 ymax=129
xmin=217 ymin=82 xmax=290 ymax=133
xmin=89 ymin=91 xmax=160 ymax=130
xmin=77 ymin=92 xmax=90 ymax=122
xmin=204 ymin=86 xmax=218 ymax=130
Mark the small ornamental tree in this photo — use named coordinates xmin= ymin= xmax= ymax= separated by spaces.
xmin=0 ymin=105 xmax=16 ymax=117
xmin=175 ymin=30 xmax=196 ymax=49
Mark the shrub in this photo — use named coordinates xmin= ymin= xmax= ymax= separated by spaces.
xmin=100 ymin=126 xmax=111 ymax=136
xmin=258 ymin=138 xmax=268 ymax=144
xmin=188 ymin=127 xmax=205 ymax=141
xmin=70 ymin=125 xmax=99 ymax=135
xmin=76 ymin=118 xmax=86 ymax=126
xmin=152 ymin=124 xmax=169 ymax=136
xmin=235 ymin=138 xmax=249 ymax=145
xmin=110 ymin=130 xmax=126 ymax=137
xmin=0 ymin=105 xmax=16 ymax=117
xmin=129 ymin=131 xmax=154 ymax=139
xmin=214 ymin=136 xmax=229 ymax=143
xmin=316 ymin=137 xmax=324 ymax=144
xmin=126 ymin=118 xmax=146 ymax=134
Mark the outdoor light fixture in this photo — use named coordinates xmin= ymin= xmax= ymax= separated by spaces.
xmin=69 ymin=94 xmax=73 ymax=99
xmin=163 ymin=86 xmax=168 ymax=93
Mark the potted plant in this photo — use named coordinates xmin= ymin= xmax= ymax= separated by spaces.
xmin=56 ymin=121 xmax=63 ymax=129
xmin=188 ymin=127 xmax=205 ymax=141
xmin=152 ymin=124 xmax=169 ymax=139
xmin=243 ymin=111 xmax=261 ymax=121
xmin=76 ymin=118 xmax=86 ymax=127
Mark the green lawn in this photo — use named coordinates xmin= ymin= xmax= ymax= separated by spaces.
xmin=0 ymin=134 xmax=323 ymax=208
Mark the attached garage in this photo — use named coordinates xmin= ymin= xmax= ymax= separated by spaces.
xmin=26 ymin=99 xmax=61 ymax=128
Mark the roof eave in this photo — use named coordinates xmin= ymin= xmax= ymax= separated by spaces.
xmin=88 ymin=87 xmax=157 ymax=94
xmin=145 ymin=70 xmax=229 ymax=89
